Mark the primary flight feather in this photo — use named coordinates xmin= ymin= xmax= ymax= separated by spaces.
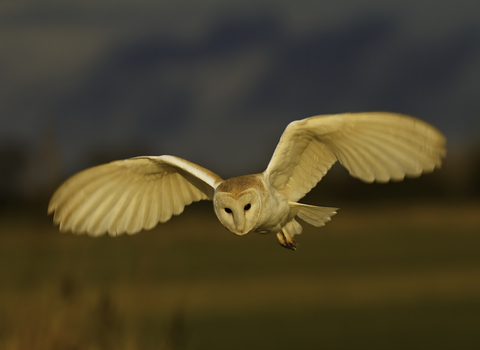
xmin=48 ymin=112 xmax=446 ymax=250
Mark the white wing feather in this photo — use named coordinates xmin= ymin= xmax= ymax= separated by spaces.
xmin=265 ymin=112 xmax=446 ymax=202
xmin=48 ymin=155 xmax=223 ymax=236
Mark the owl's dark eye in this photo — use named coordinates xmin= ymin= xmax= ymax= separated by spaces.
xmin=244 ymin=204 xmax=251 ymax=211
xmin=224 ymin=208 xmax=232 ymax=214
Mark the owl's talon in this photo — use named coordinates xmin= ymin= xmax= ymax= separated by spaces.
xmin=277 ymin=232 xmax=297 ymax=251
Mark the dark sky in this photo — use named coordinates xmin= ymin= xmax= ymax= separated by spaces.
xmin=1 ymin=1 xmax=480 ymax=197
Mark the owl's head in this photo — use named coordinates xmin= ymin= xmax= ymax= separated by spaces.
xmin=213 ymin=175 xmax=264 ymax=235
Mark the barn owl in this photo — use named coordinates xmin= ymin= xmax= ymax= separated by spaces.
xmin=48 ymin=112 xmax=446 ymax=250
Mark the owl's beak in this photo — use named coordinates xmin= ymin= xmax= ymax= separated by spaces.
xmin=233 ymin=214 xmax=245 ymax=234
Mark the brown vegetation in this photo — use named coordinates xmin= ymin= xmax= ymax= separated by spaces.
xmin=0 ymin=201 xmax=479 ymax=349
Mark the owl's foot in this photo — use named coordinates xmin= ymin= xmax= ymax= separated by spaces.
xmin=276 ymin=232 xmax=297 ymax=251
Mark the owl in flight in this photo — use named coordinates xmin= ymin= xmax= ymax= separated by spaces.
xmin=48 ymin=113 xmax=446 ymax=250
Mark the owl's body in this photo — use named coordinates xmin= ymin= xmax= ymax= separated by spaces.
xmin=48 ymin=112 xmax=446 ymax=250
xmin=213 ymin=173 xmax=336 ymax=249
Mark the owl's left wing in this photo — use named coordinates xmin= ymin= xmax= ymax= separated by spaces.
xmin=48 ymin=155 xmax=223 ymax=236
xmin=264 ymin=112 xmax=446 ymax=202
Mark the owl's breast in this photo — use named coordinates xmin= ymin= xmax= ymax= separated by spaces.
xmin=253 ymin=181 xmax=291 ymax=234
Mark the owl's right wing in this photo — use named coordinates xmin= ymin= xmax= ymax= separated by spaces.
xmin=264 ymin=112 xmax=446 ymax=202
xmin=48 ymin=155 xmax=223 ymax=236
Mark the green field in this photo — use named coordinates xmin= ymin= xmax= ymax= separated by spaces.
xmin=1 ymin=201 xmax=479 ymax=349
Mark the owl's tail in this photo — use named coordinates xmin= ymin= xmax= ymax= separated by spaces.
xmin=290 ymin=202 xmax=338 ymax=227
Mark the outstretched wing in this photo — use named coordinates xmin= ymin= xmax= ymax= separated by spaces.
xmin=264 ymin=112 xmax=446 ymax=202
xmin=48 ymin=155 xmax=223 ymax=236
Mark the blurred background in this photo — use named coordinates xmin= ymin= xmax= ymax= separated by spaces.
xmin=1 ymin=1 xmax=480 ymax=349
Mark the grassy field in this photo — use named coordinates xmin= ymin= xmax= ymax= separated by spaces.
xmin=1 ymin=201 xmax=479 ymax=349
